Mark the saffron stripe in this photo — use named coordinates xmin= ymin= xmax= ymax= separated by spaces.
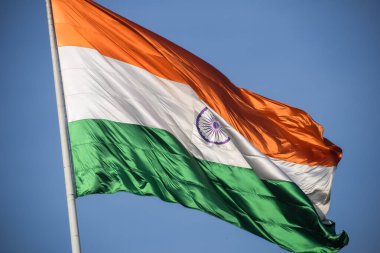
xmin=52 ymin=0 xmax=342 ymax=167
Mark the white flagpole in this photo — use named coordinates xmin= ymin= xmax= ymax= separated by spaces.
xmin=45 ymin=0 xmax=82 ymax=252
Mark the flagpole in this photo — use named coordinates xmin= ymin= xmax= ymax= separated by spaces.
xmin=45 ymin=1 xmax=82 ymax=252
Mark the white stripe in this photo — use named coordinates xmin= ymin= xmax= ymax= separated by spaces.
xmin=58 ymin=46 xmax=334 ymax=218
xmin=272 ymin=159 xmax=335 ymax=220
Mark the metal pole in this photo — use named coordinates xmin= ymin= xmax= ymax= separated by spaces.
xmin=45 ymin=1 xmax=82 ymax=252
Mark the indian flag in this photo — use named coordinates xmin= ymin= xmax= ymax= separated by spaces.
xmin=51 ymin=0 xmax=348 ymax=252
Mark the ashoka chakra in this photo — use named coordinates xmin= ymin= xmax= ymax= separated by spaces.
xmin=196 ymin=107 xmax=231 ymax=145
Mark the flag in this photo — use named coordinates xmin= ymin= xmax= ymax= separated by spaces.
xmin=51 ymin=0 xmax=348 ymax=252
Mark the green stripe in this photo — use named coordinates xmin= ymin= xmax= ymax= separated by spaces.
xmin=69 ymin=119 xmax=348 ymax=252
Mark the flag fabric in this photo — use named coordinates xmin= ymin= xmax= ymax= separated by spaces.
xmin=51 ymin=0 xmax=348 ymax=252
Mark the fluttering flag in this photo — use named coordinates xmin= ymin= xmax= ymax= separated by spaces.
xmin=51 ymin=0 xmax=348 ymax=252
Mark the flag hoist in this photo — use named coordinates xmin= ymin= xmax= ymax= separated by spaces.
xmin=45 ymin=0 xmax=81 ymax=252
xmin=46 ymin=0 xmax=348 ymax=252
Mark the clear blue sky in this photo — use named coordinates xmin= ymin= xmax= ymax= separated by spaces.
xmin=0 ymin=0 xmax=379 ymax=252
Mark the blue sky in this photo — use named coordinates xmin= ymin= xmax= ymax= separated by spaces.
xmin=0 ymin=0 xmax=379 ymax=252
